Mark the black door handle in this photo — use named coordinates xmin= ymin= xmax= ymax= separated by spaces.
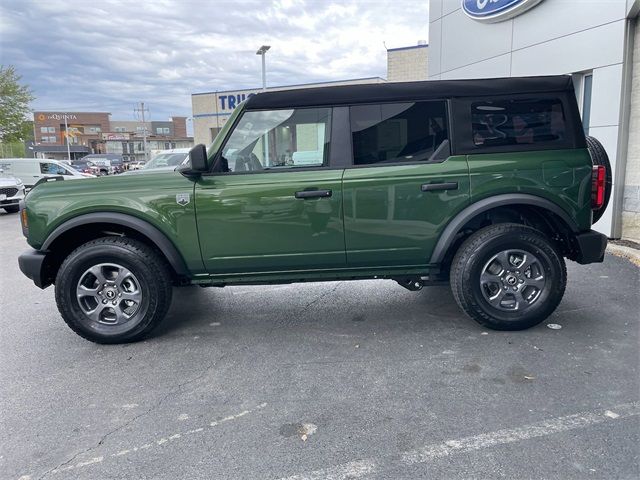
xmin=421 ymin=182 xmax=458 ymax=192
xmin=294 ymin=189 xmax=332 ymax=199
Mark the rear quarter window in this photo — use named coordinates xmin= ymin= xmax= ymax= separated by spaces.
xmin=472 ymin=98 xmax=566 ymax=148
xmin=450 ymin=95 xmax=580 ymax=155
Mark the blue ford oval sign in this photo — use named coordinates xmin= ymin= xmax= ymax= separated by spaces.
xmin=462 ymin=0 xmax=544 ymax=23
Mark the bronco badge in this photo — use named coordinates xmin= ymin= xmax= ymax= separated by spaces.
xmin=176 ymin=193 xmax=190 ymax=206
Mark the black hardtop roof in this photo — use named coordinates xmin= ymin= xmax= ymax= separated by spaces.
xmin=244 ymin=75 xmax=574 ymax=110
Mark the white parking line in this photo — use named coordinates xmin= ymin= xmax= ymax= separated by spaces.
xmin=43 ymin=402 xmax=267 ymax=476
xmin=402 ymin=402 xmax=639 ymax=464
xmin=278 ymin=459 xmax=377 ymax=480
xmin=278 ymin=402 xmax=639 ymax=480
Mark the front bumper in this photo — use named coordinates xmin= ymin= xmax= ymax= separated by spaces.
xmin=574 ymin=230 xmax=608 ymax=265
xmin=18 ymin=249 xmax=51 ymax=289
xmin=0 ymin=187 xmax=25 ymax=208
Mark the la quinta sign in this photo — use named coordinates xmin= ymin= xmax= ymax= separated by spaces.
xmin=462 ymin=0 xmax=544 ymax=23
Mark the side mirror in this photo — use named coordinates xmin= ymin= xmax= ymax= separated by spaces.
xmin=188 ymin=144 xmax=208 ymax=172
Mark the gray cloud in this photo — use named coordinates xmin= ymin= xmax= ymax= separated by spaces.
xmin=0 ymin=0 xmax=429 ymax=123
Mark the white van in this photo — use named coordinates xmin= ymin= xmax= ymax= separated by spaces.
xmin=0 ymin=158 xmax=94 ymax=189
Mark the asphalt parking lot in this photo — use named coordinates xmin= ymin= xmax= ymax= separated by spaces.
xmin=1 ymin=210 xmax=639 ymax=480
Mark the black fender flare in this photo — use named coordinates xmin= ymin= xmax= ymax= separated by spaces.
xmin=41 ymin=212 xmax=190 ymax=276
xmin=429 ymin=194 xmax=579 ymax=264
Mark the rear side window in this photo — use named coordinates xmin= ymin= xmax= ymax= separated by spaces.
xmin=471 ymin=98 xmax=566 ymax=148
xmin=350 ymin=101 xmax=448 ymax=165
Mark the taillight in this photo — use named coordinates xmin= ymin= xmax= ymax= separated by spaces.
xmin=592 ymin=165 xmax=606 ymax=210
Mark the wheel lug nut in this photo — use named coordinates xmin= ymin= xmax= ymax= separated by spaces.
xmin=512 ymin=287 xmax=517 ymax=291
xmin=112 ymin=301 xmax=117 ymax=305
xmin=102 ymin=299 xmax=107 ymax=304
xmin=98 ymin=290 xmax=102 ymax=295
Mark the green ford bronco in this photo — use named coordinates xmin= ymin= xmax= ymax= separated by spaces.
xmin=18 ymin=76 xmax=610 ymax=343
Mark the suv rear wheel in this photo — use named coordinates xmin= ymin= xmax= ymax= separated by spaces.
xmin=55 ymin=237 xmax=173 ymax=343
xmin=450 ymin=223 xmax=566 ymax=330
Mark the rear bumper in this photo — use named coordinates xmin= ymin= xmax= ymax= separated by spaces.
xmin=18 ymin=249 xmax=51 ymax=289
xmin=574 ymin=230 xmax=608 ymax=265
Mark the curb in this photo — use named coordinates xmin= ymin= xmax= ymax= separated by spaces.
xmin=606 ymin=243 xmax=640 ymax=267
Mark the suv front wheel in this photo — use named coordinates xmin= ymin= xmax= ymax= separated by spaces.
xmin=55 ymin=237 xmax=173 ymax=343
xmin=450 ymin=223 xmax=566 ymax=330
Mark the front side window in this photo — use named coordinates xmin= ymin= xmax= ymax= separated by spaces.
xmin=471 ymin=98 xmax=566 ymax=147
xmin=40 ymin=163 xmax=72 ymax=175
xmin=220 ymin=107 xmax=331 ymax=172
xmin=350 ymin=101 xmax=448 ymax=165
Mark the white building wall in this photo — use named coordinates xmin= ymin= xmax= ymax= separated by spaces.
xmin=623 ymin=17 xmax=640 ymax=239
xmin=429 ymin=0 xmax=636 ymax=238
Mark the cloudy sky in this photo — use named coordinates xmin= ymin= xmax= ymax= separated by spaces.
xmin=1 ymin=0 xmax=429 ymax=127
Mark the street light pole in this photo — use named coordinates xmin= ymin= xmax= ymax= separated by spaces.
xmin=64 ymin=114 xmax=71 ymax=162
xmin=256 ymin=45 xmax=271 ymax=91
xmin=256 ymin=45 xmax=271 ymax=164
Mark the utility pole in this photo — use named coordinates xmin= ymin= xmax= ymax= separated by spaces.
xmin=64 ymin=114 xmax=71 ymax=162
xmin=134 ymin=102 xmax=149 ymax=162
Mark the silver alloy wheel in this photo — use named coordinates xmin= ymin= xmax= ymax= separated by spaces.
xmin=480 ymin=249 xmax=546 ymax=311
xmin=76 ymin=263 xmax=143 ymax=325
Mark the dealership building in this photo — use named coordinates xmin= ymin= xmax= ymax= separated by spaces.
xmin=429 ymin=0 xmax=640 ymax=240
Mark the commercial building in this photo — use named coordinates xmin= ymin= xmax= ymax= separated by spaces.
xmin=33 ymin=111 xmax=110 ymax=159
xmin=428 ymin=0 xmax=640 ymax=240
xmin=102 ymin=116 xmax=191 ymax=162
xmin=387 ymin=42 xmax=429 ymax=82
xmin=192 ymin=77 xmax=385 ymax=145
xmin=33 ymin=112 xmax=192 ymax=162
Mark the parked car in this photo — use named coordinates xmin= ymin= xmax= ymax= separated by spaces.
xmin=0 ymin=158 xmax=94 ymax=189
xmin=70 ymin=160 xmax=96 ymax=174
xmin=129 ymin=161 xmax=146 ymax=170
xmin=18 ymin=76 xmax=610 ymax=343
xmin=80 ymin=154 xmax=124 ymax=175
xmin=144 ymin=148 xmax=190 ymax=169
xmin=123 ymin=149 xmax=190 ymax=176
xmin=0 ymin=168 xmax=26 ymax=213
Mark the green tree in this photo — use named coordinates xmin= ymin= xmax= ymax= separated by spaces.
xmin=0 ymin=65 xmax=34 ymax=143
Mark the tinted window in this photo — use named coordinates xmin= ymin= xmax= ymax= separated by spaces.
xmin=350 ymin=101 xmax=448 ymax=165
xmin=220 ymin=108 xmax=331 ymax=172
xmin=471 ymin=98 xmax=566 ymax=147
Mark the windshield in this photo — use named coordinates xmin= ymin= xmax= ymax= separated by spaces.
xmin=144 ymin=153 xmax=188 ymax=169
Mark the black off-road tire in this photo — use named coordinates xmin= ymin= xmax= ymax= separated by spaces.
xmin=450 ymin=223 xmax=566 ymax=331
xmin=3 ymin=205 xmax=19 ymax=213
xmin=55 ymin=237 xmax=173 ymax=344
xmin=586 ymin=135 xmax=612 ymax=223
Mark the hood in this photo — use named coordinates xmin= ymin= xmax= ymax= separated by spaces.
xmin=123 ymin=166 xmax=177 ymax=175
xmin=0 ymin=175 xmax=22 ymax=187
